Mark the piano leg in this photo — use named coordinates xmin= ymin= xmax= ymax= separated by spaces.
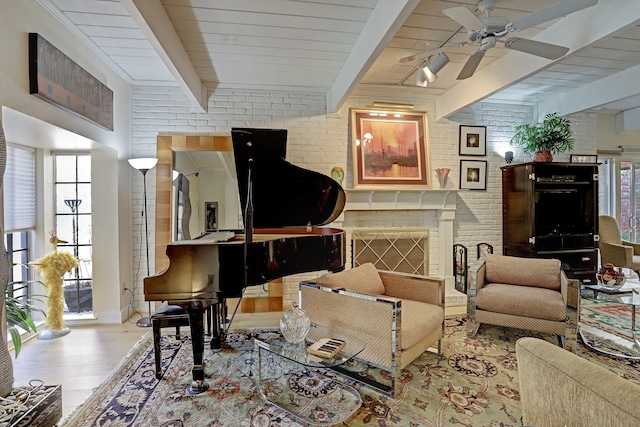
xmin=210 ymin=302 xmax=223 ymax=351
xmin=186 ymin=306 xmax=210 ymax=395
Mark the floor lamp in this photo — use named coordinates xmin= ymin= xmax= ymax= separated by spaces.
xmin=128 ymin=157 xmax=158 ymax=327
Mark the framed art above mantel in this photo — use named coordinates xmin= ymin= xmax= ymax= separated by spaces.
xmin=351 ymin=108 xmax=430 ymax=189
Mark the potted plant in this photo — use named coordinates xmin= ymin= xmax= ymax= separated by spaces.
xmin=510 ymin=113 xmax=574 ymax=162
xmin=6 ymin=268 xmax=47 ymax=357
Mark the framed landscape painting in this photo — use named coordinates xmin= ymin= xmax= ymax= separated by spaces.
xmin=351 ymin=108 xmax=430 ymax=188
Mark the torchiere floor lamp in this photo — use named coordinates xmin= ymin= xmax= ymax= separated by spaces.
xmin=128 ymin=157 xmax=158 ymax=327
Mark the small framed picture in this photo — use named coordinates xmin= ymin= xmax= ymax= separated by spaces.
xmin=204 ymin=201 xmax=218 ymax=232
xmin=459 ymin=125 xmax=486 ymax=156
xmin=460 ymin=160 xmax=487 ymax=190
xmin=570 ymin=154 xmax=598 ymax=163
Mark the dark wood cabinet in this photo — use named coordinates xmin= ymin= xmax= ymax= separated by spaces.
xmin=501 ymin=162 xmax=599 ymax=284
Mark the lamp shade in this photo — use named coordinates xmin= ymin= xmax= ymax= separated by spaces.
xmin=128 ymin=158 xmax=158 ymax=171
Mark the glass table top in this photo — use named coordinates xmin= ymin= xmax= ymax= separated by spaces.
xmin=581 ymin=283 xmax=640 ymax=307
xmin=254 ymin=322 xmax=366 ymax=368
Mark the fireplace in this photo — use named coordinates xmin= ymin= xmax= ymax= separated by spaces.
xmin=335 ymin=189 xmax=465 ymax=305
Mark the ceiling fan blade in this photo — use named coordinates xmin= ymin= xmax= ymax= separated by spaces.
xmin=399 ymin=52 xmax=426 ymax=64
xmin=511 ymin=0 xmax=598 ymax=31
xmin=443 ymin=6 xmax=485 ymax=31
xmin=398 ymin=44 xmax=468 ymax=64
xmin=457 ymin=50 xmax=486 ymax=80
xmin=504 ymin=37 xmax=570 ymax=60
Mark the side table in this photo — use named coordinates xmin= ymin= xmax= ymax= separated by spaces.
xmin=255 ymin=323 xmax=365 ymax=426
xmin=579 ymin=283 xmax=640 ymax=359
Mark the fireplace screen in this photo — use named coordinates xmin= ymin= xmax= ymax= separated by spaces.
xmin=352 ymin=229 xmax=429 ymax=275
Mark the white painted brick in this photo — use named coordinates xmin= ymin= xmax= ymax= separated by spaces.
xmin=129 ymin=87 xmax=598 ymax=311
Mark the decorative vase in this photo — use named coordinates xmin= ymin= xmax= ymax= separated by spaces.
xmin=435 ymin=168 xmax=450 ymax=189
xmin=534 ymin=150 xmax=553 ymax=162
xmin=331 ymin=166 xmax=344 ymax=185
xmin=279 ymin=302 xmax=311 ymax=343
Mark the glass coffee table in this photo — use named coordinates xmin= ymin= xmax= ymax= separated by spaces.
xmin=254 ymin=323 xmax=365 ymax=426
xmin=579 ymin=283 xmax=640 ymax=359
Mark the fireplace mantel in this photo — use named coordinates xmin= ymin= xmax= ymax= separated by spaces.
xmin=343 ymin=189 xmax=463 ymax=212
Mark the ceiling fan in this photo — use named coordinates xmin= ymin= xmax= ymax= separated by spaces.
xmin=400 ymin=0 xmax=598 ymax=80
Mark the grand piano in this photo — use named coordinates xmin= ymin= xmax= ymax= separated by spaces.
xmin=144 ymin=128 xmax=346 ymax=393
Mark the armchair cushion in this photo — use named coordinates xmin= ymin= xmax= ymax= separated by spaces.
xmin=401 ymin=300 xmax=444 ymax=350
xmin=477 ymin=283 xmax=565 ymax=321
xmin=316 ymin=262 xmax=385 ymax=295
xmin=485 ymin=254 xmax=561 ymax=290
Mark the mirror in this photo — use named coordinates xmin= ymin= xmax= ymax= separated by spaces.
xmin=172 ymin=151 xmax=242 ymax=241
xmin=155 ymin=135 xmax=237 ymax=273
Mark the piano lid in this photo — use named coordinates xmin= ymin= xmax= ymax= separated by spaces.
xmin=232 ymin=128 xmax=345 ymax=229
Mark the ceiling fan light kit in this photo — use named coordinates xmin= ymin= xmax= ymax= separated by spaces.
xmin=402 ymin=0 xmax=599 ymax=81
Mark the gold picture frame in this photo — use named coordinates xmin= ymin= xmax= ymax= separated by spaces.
xmin=351 ymin=108 xmax=430 ymax=188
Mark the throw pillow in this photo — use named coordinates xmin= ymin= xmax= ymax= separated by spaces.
xmin=315 ymin=263 xmax=385 ymax=295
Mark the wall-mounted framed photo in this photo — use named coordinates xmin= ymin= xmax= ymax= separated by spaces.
xmin=204 ymin=201 xmax=218 ymax=232
xmin=460 ymin=160 xmax=487 ymax=190
xmin=570 ymin=154 xmax=598 ymax=163
xmin=28 ymin=33 xmax=114 ymax=130
xmin=459 ymin=125 xmax=486 ymax=156
xmin=351 ymin=108 xmax=431 ymax=188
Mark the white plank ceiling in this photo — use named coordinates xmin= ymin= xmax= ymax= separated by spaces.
xmin=38 ymin=0 xmax=640 ymax=124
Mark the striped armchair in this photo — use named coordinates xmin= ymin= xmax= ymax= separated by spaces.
xmin=467 ymin=254 xmax=578 ymax=348
xmin=299 ymin=263 xmax=445 ymax=398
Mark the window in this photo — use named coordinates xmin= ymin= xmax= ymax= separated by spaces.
xmin=3 ymin=144 xmax=37 ymax=334
xmin=54 ymin=154 xmax=93 ymax=313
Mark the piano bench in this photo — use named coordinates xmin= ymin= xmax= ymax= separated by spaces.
xmin=151 ymin=303 xmax=190 ymax=380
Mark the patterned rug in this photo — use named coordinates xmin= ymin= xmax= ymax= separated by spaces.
xmin=62 ymin=316 xmax=640 ymax=427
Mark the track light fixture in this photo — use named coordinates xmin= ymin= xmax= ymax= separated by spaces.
xmin=416 ymin=53 xmax=450 ymax=87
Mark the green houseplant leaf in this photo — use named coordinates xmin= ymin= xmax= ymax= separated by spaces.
xmin=510 ymin=113 xmax=575 ymax=155
xmin=6 ymin=271 xmax=47 ymax=357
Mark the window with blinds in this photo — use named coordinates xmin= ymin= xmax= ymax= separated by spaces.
xmin=4 ymin=144 xmax=36 ymax=232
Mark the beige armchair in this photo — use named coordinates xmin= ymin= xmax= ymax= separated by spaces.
xmin=299 ymin=263 xmax=445 ymax=398
xmin=598 ymin=215 xmax=640 ymax=273
xmin=517 ymin=337 xmax=640 ymax=427
xmin=467 ymin=254 xmax=578 ymax=347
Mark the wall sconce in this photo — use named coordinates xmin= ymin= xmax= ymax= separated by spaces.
xmin=416 ymin=53 xmax=450 ymax=87
xmin=505 ymin=151 xmax=514 ymax=164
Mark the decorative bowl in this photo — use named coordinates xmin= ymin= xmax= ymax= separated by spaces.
xmin=596 ymin=265 xmax=626 ymax=289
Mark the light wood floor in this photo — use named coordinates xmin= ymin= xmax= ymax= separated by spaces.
xmin=10 ymin=305 xmax=466 ymax=421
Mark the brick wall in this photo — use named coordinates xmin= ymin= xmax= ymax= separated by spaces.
xmin=130 ymin=86 xmax=598 ymax=309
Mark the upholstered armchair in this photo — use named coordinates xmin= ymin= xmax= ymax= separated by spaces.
xmin=517 ymin=337 xmax=640 ymax=426
xmin=598 ymin=215 xmax=640 ymax=274
xmin=299 ymin=263 xmax=445 ymax=398
xmin=467 ymin=254 xmax=578 ymax=348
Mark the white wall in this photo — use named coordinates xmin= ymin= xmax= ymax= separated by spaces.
xmin=130 ymin=85 xmax=598 ymax=307
xmin=0 ymin=1 xmax=133 ymax=323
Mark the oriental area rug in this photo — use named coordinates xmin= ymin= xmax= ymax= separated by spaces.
xmin=62 ymin=314 xmax=640 ymax=427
